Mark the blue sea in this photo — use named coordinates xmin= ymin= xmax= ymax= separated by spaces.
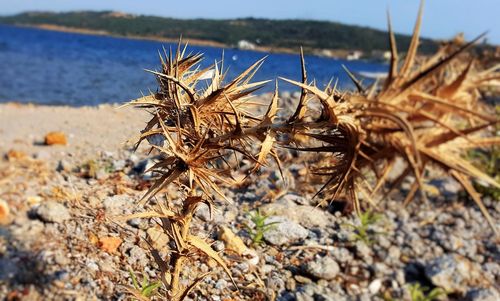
xmin=0 ymin=24 xmax=388 ymax=106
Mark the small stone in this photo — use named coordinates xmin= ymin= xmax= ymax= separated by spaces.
xmin=6 ymin=149 xmax=26 ymax=160
xmin=86 ymin=260 xmax=99 ymax=272
xmin=218 ymin=226 xmax=248 ymax=256
xmin=388 ymin=246 xmax=401 ymax=261
xmin=134 ymin=159 xmax=156 ymax=179
xmin=147 ymin=227 xmax=169 ymax=250
xmin=355 ymin=241 xmax=373 ymax=263
xmin=0 ymin=199 xmax=10 ymax=225
xmin=263 ymin=216 xmax=308 ymax=246
xmin=267 ymin=272 xmax=285 ymax=292
xmin=294 ymin=275 xmax=312 ymax=284
xmin=35 ymin=201 xmax=71 ymax=223
xmin=305 ymin=256 xmax=340 ymax=280
xmin=368 ymin=279 xmax=382 ymax=295
xmin=261 ymin=197 xmax=334 ymax=228
xmin=103 ymin=195 xmax=129 ymax=215
xmin=425 ymin=254 xmax=485 ymax=294
xmin=56 ymin=159 xmax=72 ymax=172
xmin=98 ymin=236 xmax=123 ymax=253
xmin=330 ymin=247 xmax=353 ymax=264
xmin=127 ymin=218 xmax=141 ymax=228
xmin=99 ymin=257 xmax=116 ymax=274
xmin=112 ymin=160 xmax=126 ymax=171
xmin=0 ymin=259 xmax=19 ymax=281
xmin=54 ymin=251 xmax=70 ymax=266
xmin=215 ymin=279 xmax=227 ymax=290
xmin=281 ymin=193 xmax=310 ymax=206
xmin=465 ymin=288 xmax=500 ymax=301
xmin=128 ymin=245 xmax=148 ymax=267
xmin=44 ymin=131 xmax=67 ymax=145
xmin=212 ymin=241 xmax=225 ymax=252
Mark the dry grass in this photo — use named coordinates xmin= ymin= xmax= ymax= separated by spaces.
xmin=120 ymin=3 xmax=500 ymax=299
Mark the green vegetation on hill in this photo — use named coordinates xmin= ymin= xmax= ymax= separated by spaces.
xmin=0 ymin=11 xmax=440 ymax=54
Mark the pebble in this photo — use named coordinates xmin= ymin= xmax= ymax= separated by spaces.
xmin=465 ymin=288 xmax=500 ymax=301
xmin=368 ymin=279 xmax=382 ymax=295
xmin=103 ymin=195 xmax=130 ymax=215
xmin=424 ymin=254 xmax=484 ymax=293
xmin=261 ymin=197 xmax=334 ymax=228
xmin=0 ymin=259 xmax=19 ymax=281
xmin=304 ymin=256 xmax=340 ymax=280
xmin=263 ymin=216 xmax=308 ymax=246
xmin=0 ymin=198 xmax=10 ymax=225
xmin=34 ymin=201 xmax=71 ymax=223
xmin=127 ymin=246 xmax=149 ymax=267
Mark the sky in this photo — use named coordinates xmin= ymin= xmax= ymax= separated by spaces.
xmin=0 ymin=0 xmax=499 ymax=44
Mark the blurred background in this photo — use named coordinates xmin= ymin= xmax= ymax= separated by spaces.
xmin=0 ymin=0 xmax=498 ymax=106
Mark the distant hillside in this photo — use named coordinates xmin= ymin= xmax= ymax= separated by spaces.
xmin=0 ymin=11 xmax=442 ymax=56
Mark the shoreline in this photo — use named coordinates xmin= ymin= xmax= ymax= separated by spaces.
xmin=11 ymin=23 xmax=308 ymax=56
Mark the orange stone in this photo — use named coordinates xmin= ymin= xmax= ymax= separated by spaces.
xmin=6 ymin=149 xmax=26 ymax=160
xmin=98 ymin=236 xmax=123 ymax=253
xmin=44 ymin=131 xmax=67 ymax=145
xmin=0 ymin=199 xmax=10 ymax=225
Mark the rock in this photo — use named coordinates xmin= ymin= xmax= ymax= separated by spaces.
xmin=387 ymin=246 xmax=401 ymax=261
xmin=263 ymin=216 xmax=308 ymax=246
xmin=103 ymin=195 xmax=130 ymax=215
xmin=430 ymin=178 xmax=462 ymax=198
xmin=133 ymin=158 xmax=156 ymax=179
xmin=44 ymin=131 xmax=67 ymax=145
xmin=305 ymin=256 xmax=340 ymax=280
xmin=56 ymin=159 xmax=72 ymax=172
xmin=98 ymin=256 xmax=116 ymax=274
xmin=10 ymin=218 xmax=45 ymax=242
xmin=281 ymin=193 xmax=310 ymax=206
xmin=267 ymin=272 xmax=286 ymax=292
xmin=98 ymin=236 xmax=123 ymax=253
xmin=147 ymin=227 xmax=169 ymax=250
xmin=215 ymin=279 xmax=228 ymax=290
xmin=128 ymin=245 xmax=148 ymax=267
xmin=0 ymin=259 xmax=19 ymax=281
xmin=112 ymin=159 xmax=126 ymax=171
xmin=194 ymin=203 xmax=214 ymax=222
xmin=294 ymin=275 xmax=313 ymax=284
xmin=261 ymin=197 xmax=334 ymax=228
xmin=355 ymin=241 xmax=373 ymax=263
xmin=212 ymin=241 xmax=225 ymax=252
xmin=218 ymin=226 xmax=248 ymax=256
xmin=127 ymin=218 xmax=141 ymax=228
xmin=465 ymin=288 xmax=500 ymax=301
xmin=425 ymin=254 xmax=485 ymax=293
xmin=368 ymin=279 xmax=382 ymax=295
xmin=35 ymin=201 xmax=71 ymax=223
xmin=6 ymin=149 xmax=26 ymax=160
xmin=330 ymin=247 xmax=353 ymax=264
xmin=0 ymin=199 xmax=10 ymax=225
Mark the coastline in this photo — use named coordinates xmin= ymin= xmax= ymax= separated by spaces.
xmin=11 ymin=23 xmax=305 ymax=56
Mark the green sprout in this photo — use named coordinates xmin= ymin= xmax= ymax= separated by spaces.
xmin=126 ymin=268 xmax=162 ymax=300
xmin=345 ymin=210 xmax=383 ymax=244
xmin=408 ymin=283 xmax=446 ymax=301
xmin=245 ymin=209 xmax=279 ymax=246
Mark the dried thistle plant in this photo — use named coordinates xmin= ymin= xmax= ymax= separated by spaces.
xmin=279 ymin=2 xmax=500 ymax=233
xmin=121 ymin=2 xmax=499 ymax=299
xmin=120 ymin=42 xmax=281 ymax=299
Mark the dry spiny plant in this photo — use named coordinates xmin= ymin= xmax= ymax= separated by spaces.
xmin=279 ymin=3 xmax=500 ymax=232
xmin=120 ymin=2 xmax=499 ymax=299
xmin=120 ymin=43 xmax=281 ymax=299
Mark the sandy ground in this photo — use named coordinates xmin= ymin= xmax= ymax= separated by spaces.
xmin=0 ymin=103 xmax=148 ymax=163
xmin=0 ymin=102 xmax=499 ymax=301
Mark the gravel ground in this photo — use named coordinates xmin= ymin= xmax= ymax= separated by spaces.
xmin=0 ymin=102 xmax=499 ymax=301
